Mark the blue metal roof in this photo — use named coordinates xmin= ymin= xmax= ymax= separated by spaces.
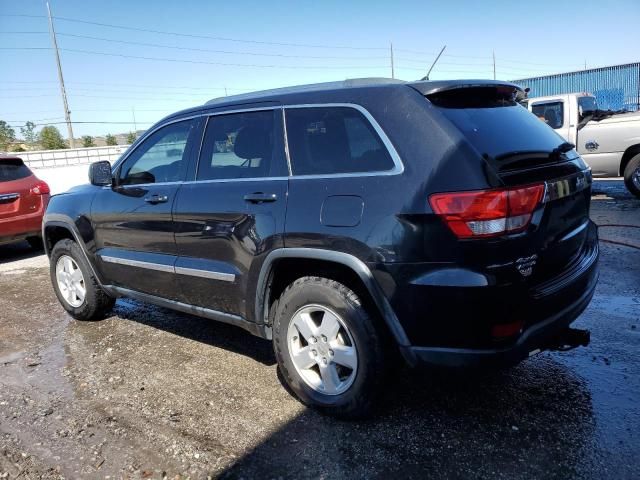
xmin=515 ymin=62 xmax=640 ymax=111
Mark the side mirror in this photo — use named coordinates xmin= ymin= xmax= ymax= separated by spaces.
xmin=88 ymin=161 xmax=113 ymax=186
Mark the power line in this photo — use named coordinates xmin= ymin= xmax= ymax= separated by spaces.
xmin=0 ymin=80 xmax=250 ymax=91
xmin=0 ymin=46 xmax=401 ymax=70
xmin=0 ymin=30 xmax=392 ymax=60
xmin=51 ymin=15 xmax=389 ymax=50
xmin=0 ymin=14 xmax=594 ymax=69
xmin=6 ymin=121 xmax=155 ymax=128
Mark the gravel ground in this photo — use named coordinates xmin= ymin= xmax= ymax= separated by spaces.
xmin=0 ymin=180 xmax=638 ymax=479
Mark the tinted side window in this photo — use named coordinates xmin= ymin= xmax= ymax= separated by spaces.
xmin=118 ymin=120 xmax=195 ymax=185
xmin=0 ymin=160 xmax=32 ymax=182
xmin=531 ymin=101 xmax=564 ymax=129
xmin=197 ymin=110 xmax=278 ymax=181
xmin=285 ymin=107 xmax=394 ymax=176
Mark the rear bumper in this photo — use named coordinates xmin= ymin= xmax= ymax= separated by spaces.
xmin=399 ymin=266 xmax=597 ymax=367
xmin=0 ymin=211 xmax=43 ymax=245
xmin=376 ymin=221 xmax=600 ymax=367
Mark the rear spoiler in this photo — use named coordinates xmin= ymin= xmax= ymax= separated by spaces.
xmin=0 ymin=156 xmax=25 ymax=166
xmin=408 ymin=80 xmax=526 ymax=107
xmin=408 ymin=79 xmax=523 ymax=97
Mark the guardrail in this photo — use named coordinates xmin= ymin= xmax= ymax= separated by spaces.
xmin=16 ymin=145 xmax=130 ymax=168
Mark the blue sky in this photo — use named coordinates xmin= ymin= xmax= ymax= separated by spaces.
xmin=1 ymin=0 xmax=639 ymax=138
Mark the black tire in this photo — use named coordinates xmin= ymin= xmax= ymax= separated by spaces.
xmin=26 ymin=236 xmax=44 ymax=250
xmin=272 ymin=276 xmax=387 ymax=419
xmin=623 ymin=153 xmax=640 ymax=199
xmin=50 ymin=239 xmax=115 ymax=321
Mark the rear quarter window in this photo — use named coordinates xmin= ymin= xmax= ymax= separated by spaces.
xmin=0 ymin=160 xmax=32 ymax=182
xmin=285 ymin=106 xmax=395 ymax=176
xmin=531 ymin=101 xmax=564 ymax=129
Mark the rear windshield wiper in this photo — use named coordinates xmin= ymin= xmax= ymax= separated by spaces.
xmin=552 ymin=142 xmax=575 ymax=156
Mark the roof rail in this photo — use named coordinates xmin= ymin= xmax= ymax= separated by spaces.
xmin=205 ymin=78 xmax=406 ymax=106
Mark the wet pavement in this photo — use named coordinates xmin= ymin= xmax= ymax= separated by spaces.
xmin=0 ymin=180 xmax=638 ymax=479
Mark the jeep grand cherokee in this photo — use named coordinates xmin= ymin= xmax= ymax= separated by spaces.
xmin=43 ymin=79 xmax=599 ymax=418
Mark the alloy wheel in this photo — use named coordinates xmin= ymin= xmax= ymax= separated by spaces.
xmin=55 ymin=255 xmax=86 ymax=308
xmin=287 ymin=304 xmax=358 ymax=395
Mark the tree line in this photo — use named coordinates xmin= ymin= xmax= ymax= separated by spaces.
xmin=0 ymin=120 xmax=137 ymax=152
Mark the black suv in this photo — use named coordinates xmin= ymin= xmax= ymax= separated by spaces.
xmin=44 ymin=79 xmax=599 ymax=418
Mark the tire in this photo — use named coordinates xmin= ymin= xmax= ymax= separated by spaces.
xmin=50 ymin=239 xmax=115 ymax=321
xmin=623 ymin=153 xmax=640 ymax=199
xmin=26 ymin=236 xmax=44 ymax=250
xmin=272 ymin=276 xmax=387 ymax=419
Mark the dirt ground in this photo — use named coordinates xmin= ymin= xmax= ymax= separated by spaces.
xmin=0 ymin=180 xmax=638 ymax=479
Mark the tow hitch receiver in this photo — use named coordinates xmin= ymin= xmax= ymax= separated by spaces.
xmin=547 ymin=327 xmax=591 ymax=351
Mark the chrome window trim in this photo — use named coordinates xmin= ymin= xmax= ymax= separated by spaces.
xmin=100 ymin=255 xmax=175 ymax=274
xmin=112 ymin=102 xmax=404 ymax=182
xmin=283 ymin=102 xmax=405 ymax=179
xmin=100 ymin=254 xmax=235 ymax=282
xmin=174 ymin=266 xmax=235 ymax=282
xmin=182 ymin=176 xmax=288 ymax=185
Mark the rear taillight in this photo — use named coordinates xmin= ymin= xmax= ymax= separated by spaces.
xmin=429 ymin=184 xmax=545 ymax=239
xmin=30 ymin=181 xmax=50 ymax=196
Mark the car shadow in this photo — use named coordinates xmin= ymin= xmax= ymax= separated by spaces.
xmin=220 ymin=356 xmax=595 ymax=479
xmin=111 ymin=298 xmax=276 ymax=366
xmin=0 ymin=241 xmax=44 ymax=264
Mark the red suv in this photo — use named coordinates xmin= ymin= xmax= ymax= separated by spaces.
xmin=0 ymin=156 xmax=50 ymax=249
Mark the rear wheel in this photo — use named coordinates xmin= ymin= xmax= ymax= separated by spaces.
xmin=272 ymin=276 xmax=387 ymax=419
xmin=50 ymin=239 xmax=115 ymax=320
xmin=623 ymin=153 xmax=640 ymax=198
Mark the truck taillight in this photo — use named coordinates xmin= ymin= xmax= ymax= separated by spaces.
xmin=30 ymin=181 xmax=50 ymax=196
xmin=429 ymin=184 xmax=545 ymax=239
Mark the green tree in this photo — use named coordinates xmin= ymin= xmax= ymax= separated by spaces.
xmin=38 ymin=126 xmax=67 ymax=150
xmin=81 ymin=135 xmax=95 ymax=148
xmin=0 ymin=120 xmax=16 ymax=151
xmin=20 ymin=121 xmax=38 ymax=149
xmin=105 ymin=134 xmax=117 ymax=146
xmin=126 ymin=131 xmax=137 ymax=144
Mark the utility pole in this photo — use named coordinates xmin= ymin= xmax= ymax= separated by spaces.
xmin=132 ymin=107 xmax=137 ymax=137
xmin=422 ymin=45 xmax=446 ymax=81
xmin=46 ymin=1 xmax=75 ymax=147
xmin=492 ymin=51 xmax=496 ymax=80
xmin=224 ymin=87 xmax=228 ymax=96
xmin=390 ymin=42 xmax=395 ymax=79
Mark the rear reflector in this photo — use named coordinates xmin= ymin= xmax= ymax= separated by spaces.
xmin=429 ymin=184 xmax=544 ymax=238
xmin=30 ymin=181 xmax=50 ymax=196
xmin=492 ymin=320 xmax=524 ymax=339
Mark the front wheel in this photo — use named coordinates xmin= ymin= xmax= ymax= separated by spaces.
xmin=272 ymin=276 xmax=387 ymax=419
xmin=50 ymin=239 xmax=115 ymax=321
xmin=623 ymin=153 xmax=640 ymax=199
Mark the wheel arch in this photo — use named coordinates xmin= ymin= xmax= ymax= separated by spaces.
xmin=620 ymin=144 xmax=640 ymax=176
xmin=256 ymin=248 xmax=411 ymax=348
xmin=43 ymin=218 xmax=106 ymax=287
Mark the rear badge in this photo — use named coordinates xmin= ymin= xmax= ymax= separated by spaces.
xmin=515 ymin=254 xmax=538 ymax=277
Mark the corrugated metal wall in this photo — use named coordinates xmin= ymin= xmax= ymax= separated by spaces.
xmin=515 ymin=62 xmax=640 ymax=111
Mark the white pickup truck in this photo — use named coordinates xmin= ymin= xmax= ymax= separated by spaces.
xmin=523 ymin=92 xmax=640 ymax=197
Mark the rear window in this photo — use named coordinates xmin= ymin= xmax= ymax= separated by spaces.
xmin=285 ymin=107 xmax=395 ymax=176
xmin=428 ymin=87 xmax=566 ymax=158
xmin=531 ymin=101 xmax=564 ymax=129
xmin=0 ymin=159 xmax=32 ymax=182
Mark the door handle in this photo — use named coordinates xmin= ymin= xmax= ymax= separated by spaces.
xmin=243 ymin=192 xmax=278 ymax=203
xmin=144 ymin=194 xmax=169 ymax=204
